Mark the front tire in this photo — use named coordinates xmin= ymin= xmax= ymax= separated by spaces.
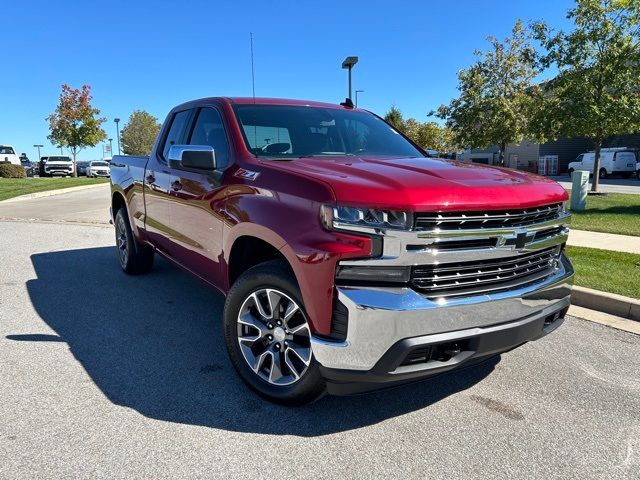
xmin=114 ymin=208 xmax=154 ymax=275
xmin=223 ymin=260 xmax=325 ymax=406
xmin=599 ymin=168 xmax=607 ymax=179
xmin=568 ymin=168 xmax=574 ymax=177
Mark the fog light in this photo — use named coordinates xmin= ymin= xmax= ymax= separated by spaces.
xmin=335 ymin=265 xmax=410 ymax=283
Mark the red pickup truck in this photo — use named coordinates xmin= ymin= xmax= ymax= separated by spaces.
xmin=110 ymin=97 xmax=573 ymax=405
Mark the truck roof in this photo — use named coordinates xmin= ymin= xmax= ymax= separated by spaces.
xmin=175 ymin=97 xmax=354 ymax=111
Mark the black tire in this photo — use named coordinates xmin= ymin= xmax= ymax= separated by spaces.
xmin=114 ymin=208 xmax=154 ymax=275
xmin=568 ymin=168 xmax=574 ymax=177
xmin=599 ymin=168 xmax=607 ymax=179
xmin=223 ymin=260 xmax=326 ymax=406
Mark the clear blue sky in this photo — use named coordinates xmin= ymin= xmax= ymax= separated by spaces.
xmin=4 ymin=0 xmax=575 ymax=161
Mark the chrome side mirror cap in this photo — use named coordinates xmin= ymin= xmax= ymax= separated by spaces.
xmin=167 ymin=145 xmax=216 ymax=170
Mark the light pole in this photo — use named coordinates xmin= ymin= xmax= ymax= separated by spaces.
xmin=57 ymin=145 xmax=63 ymax=155
xmin=355 ymin=89 xmax=364 ymax=107
xmin=33 ymin=144 xmax=43 ymax=161
xmin=341 ymin=56 xmax=358 ymax=100
xmin=114 ymin=118 xmax=121 ymax=155
xmin=108 ymin=138 xmax=113 ymax=158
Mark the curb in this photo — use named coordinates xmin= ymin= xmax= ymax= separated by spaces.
xmin=571 ymin=286 xmax=640 ymax=321
xmin=0 ymin=183 xmax=108 ymax=203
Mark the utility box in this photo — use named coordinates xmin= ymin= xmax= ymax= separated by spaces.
xmin=570 ymin=170 xmax=589 ymax=211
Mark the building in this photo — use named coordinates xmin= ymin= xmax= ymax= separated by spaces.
xmin=461 ymin=133 xmax=640 ymax=175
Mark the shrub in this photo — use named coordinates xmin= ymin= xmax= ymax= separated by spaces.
xmin=0 ymin=162 xmax=26 ymax=178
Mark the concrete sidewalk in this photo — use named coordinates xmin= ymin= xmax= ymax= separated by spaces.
xmin=567 ymin=229 xmax=640 ymax=254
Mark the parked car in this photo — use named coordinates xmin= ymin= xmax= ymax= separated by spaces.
xmin=18 ymin=154 xmax=35 ymax=176
xmin=40 ymin=155 xmax=74 ymax=177
xmin=76 ymin=161 xmax=90 ymax=176
xmin=567 ymin=147 xmax=638 ymax=178
xmin=86 ymin=160 xmax=111 ymax=177
xmin=0 ymin=145 xmax=20 ymax=165
xmin=110 ymin=97 xmax=573 ymax=405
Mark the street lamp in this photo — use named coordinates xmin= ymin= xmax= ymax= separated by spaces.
xmin=114 ymin=118 xmax=121 ymax=155
xmin=33 ymin=144 xmax=43 ymax=161
xmin=355 ymin=89 xmax=364 ymax=107
xmin=341 ymin=56 xmax=358 ymax=100
xmin=57 ymin=145 xmax=63 ymax=155
xmin=108 ymin=138 xmax=113 ymax=157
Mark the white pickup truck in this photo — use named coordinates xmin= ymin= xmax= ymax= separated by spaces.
xmin=41 ymin=155 xmax=75 ymax=177
xmin=0 ymin=145 xmax=20 ymax=165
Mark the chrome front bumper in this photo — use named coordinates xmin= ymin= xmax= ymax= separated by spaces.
xmin=311 ymin=253 xmax=573 ymax=372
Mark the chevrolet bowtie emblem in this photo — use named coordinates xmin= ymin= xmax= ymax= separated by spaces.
xmin=514 ymin=228 xmax=535 ymax=249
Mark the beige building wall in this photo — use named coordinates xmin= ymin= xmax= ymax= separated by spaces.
xmin=505 ymin=140 xmax=540 ymax=172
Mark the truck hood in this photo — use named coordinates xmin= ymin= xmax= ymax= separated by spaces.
xmin=266 ymin=156 xmax=568 ymax=211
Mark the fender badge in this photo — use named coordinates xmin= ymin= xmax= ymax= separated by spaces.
xmin=234 ymin=168 xmax=260 ymax=181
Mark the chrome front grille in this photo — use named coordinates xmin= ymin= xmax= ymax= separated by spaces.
xmin=411 ymin=246 xmax=562 ymax=298
xmin=414 ymin=204 xmax=563 ymax=231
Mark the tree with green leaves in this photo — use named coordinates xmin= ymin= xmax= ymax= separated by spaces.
xmin=405 ymin=119 xmax=459 ymax=153
xmin=47 ymin=84 xmax=107 ymax=176
xmin=534 ymin=0 xmax=640 ymax=191
xmin=383 ymin=106 xmax=407 ymax=134
xmin=435 ymin=20 xmax=541 ymax=165
xmin=121 ymin=110 xmax=162 ymax=156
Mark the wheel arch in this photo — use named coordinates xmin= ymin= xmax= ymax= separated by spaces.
xmin=226 ymin=232 xmax=296 ymax=290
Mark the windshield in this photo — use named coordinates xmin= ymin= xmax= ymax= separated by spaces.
xmin=0 ymin=146 xmax=15 ymax=154
xmin=92 ymin=161 xmax=108 ymax=166
xmin=233 ymin=105 xmax=424 ymax=159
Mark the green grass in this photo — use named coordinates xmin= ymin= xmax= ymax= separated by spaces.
xmin=568 ymin=192 xmax=640 ymax=237
xmin=0 ymin=177 xmax=109 ymax=202
xmin=566 ymin=246 xmax=640 ymax=299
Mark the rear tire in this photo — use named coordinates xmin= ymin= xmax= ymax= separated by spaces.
xmin=114 ymin=208 xmax=154 ymax=275
xmin=223 ymin=260 xmax=326 ymax=406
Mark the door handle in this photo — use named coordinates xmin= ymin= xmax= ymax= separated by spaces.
xmin=171 ymin=180 xmax=183 ymax=191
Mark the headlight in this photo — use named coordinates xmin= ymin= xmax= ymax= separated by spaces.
xmin=320 ymin=205 xmax=411 ymax=231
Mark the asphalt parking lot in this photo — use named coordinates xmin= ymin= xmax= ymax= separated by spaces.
xmin=0 ymin=217 xmax=639 ymax=479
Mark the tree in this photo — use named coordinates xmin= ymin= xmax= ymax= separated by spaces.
xmin=384 ymin=106 xmax=407 ymax=134
xmin=405 ymin=119 xmax=459 ymax=153
xmin=435 ymin=20 xmax=541 ymax=165
xmin=534 ymin=0 xmax=640 ymax=191
xmin=47 ymin=85 xmax=106 ymax=176
xmin=120 ymin=110 xmax=162 ymax=156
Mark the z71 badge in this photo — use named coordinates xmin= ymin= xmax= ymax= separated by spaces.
xmin=234 ymin=168 xmax=260 ymax=181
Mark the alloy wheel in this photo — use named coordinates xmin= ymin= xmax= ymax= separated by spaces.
xmin=236 ymin=288 xmax=312 ymax=386
xmin=115 ymin=215 xmax=129 ymax=268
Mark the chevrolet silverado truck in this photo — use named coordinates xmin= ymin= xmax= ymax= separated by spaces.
xmin=110 ymin=97 xmax=573 ymax=405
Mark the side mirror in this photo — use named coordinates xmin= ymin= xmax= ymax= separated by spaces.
xmin=167 ymin=145 xmax=216 ymax=170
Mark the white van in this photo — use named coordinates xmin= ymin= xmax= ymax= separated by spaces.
xmin=0 ymin=145 xmax=20 ymax=165
xmin=568 ymin=147 xmax=638 ymax=178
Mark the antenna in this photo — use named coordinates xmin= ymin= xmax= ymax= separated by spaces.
xmin=250 ymin=32 xmax=258 ymax=157
xmin=250 ymin=32 xmax=256 ymax=102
